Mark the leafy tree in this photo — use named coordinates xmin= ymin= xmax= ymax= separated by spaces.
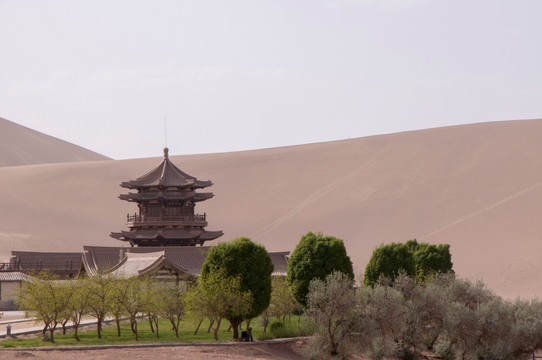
xmin=363 ymin=242 xmax=416 ymax=287
xmin=287 ymin=232 xmax=354 ymax=307
xmin=200 ymin=237 xmax=273 ymax=339
xmin=18 ymin=272 xmax=71 ymax=343
xmin=406 ymin=239 xmax=453 ymax=281
xmin=86 ymin=272 xmax=116 ymax=339
xmin=159 ymin=282 xmax=187 ymax=338
xmin=66 ymin=277 xmax=92 ymax=341
xmin=269 ymin=276 xmax=299 ymax=323
xmin=185 ymin=268 xmax=252 ymax=340
xmin=118 ymin=276 xmax=153 ymax=342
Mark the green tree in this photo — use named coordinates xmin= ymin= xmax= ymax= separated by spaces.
xmin=66 ymin=277 xmax=91 ymax=341
xmin=269 ymin=276 xmax=298 ymax=323
xmin=159 ymin=282 xmax=187 ymax=338
xmin=185 ymin=268 xmax=252 ymax=340
xmin=18 ymin=272 xmax=71 ymax=343
xmin=363 ymin=242 xmax=416 ymax=287
xmin=86 ymin=272 xmax=116 ymax=339
xmin=287 ymin=232 xmax=354 ymax=307
xmin=200 ymin=237 xmax=273 ymax=339
xmin=406 ymin=239 xmax=453 ymax=281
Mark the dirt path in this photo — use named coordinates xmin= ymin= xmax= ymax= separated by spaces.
xmin=0 ymin=339 xmax=306 ymax=360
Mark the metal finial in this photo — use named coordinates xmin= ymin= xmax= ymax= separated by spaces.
xmin=164 ymin=147 xmax=169 ymax=158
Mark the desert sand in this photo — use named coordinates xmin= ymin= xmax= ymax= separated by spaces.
xmin=0 ymin=117 xmax=109 ymax=167
xmin=1 ymin=119 xmax=542 ymax=298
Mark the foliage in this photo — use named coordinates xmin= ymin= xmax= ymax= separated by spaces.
xmin=305 ymin=271 xmax=358 ymax=359
xmin=185 ymin=268 xmax=253 ymax=340
xmin=363 ymin=242 xmax=416 ymax=287
xmin=287 ymin=232 xmax=354 ymax=307
xmin=200 ymin=237 xmax=273 ymax=339
xmin=268 ymin=320 xmax=284 ymax=336
xmin=158 ymin=282 xmax=187 ymax=338
xmin=268 ymin=276 xmax=299 ymax=323
xmin=86 ymin=272 xmax=116 ymax=339
xmin=66 ymin=277 xmax=92 ymax=341
xmin=17 ymin=272 xmax=72 ymax=343
xmin=364 ymin=239 xmax=453 ymax=287
xmin=406 ymin=239 xmax=453 ymax=281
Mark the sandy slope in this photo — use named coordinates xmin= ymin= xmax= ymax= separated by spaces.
xmin=1 ymin=119 xmax=542 ymax=298
xmin=0 ymin=117 xmax=109 ymax=167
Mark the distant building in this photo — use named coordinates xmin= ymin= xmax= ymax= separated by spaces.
xmin=111 ymin=148 xmax=223 ymax=246
xmin=2 ymin=149 xmax=289 ymax=307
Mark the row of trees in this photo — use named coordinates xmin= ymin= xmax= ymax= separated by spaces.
xmin=306 ymin=271 xmax=542 ymax=360
xmin=19 ymin=237 xmax=299 ymax=343
xmin=18 ymin=273 xmax=187 ymax=343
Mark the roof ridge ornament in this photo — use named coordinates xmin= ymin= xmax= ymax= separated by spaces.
xmin=164 ymin=147 xmax=169 ymax=159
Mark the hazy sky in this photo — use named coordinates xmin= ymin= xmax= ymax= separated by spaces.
xmin=1 ymin=0 xmax=541 ymax=160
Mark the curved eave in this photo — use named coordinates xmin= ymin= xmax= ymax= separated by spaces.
xmin=200 ymin=230 xmax=224 ymax=241
xmin=117 ymin=229 xmax=204 ymax=241
xmin=119 ymin=191 xmax=199 ymax=202
xmin=120 ymin=155 xmax=211 ymax=189
xmin=194 ymin=192 xmax=214 ymax=202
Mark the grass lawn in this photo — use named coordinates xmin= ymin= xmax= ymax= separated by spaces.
xmin=0 ymin=316 xmax=308 ymax=348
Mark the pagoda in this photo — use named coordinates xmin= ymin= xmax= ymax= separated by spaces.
xmin=110 ymin=148 xmax=223 ymax=246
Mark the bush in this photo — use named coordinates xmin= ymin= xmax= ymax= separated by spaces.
xmin=434 ymin=340 xmax=454 ymax=360
xmin=269 ymin=320 xmax=284 ymax=337
xmin=366 ymin=337 xmax=398 ymax=360
xmin=287 ymin=232 xmax=354 ymax=307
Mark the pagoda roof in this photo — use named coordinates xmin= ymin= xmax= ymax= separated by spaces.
xmin=82 ymin=245 xmax=289 ymax=277
xmin=121 ymin=148 xmax=212 ymax=190
xmin=111 ymin=228 xmax=224 ymax=244
xmin=119 ymin=191 xmax=213 ymax=202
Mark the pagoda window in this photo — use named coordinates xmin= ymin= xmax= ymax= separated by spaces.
xmin=165 ymin=206 xmax=181 ymax=216
xmin=147 ymin=206 xmax=161 ymax=217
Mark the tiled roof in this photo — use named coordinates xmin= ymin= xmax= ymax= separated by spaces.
xmin=0 ymin=271 xmax=33 ymax=282
xmin=83 ymin=246 xmax=289 ymax=277
xmin=9 ymin=251 xmax=83 ymax=276
xmin=120 ymin=148 xmax=212 ymax=190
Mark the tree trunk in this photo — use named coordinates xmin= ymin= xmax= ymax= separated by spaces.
xmin=213 ymin=318 xmax=222 ymax=341
xmin=96 ymin=316 xmax=103 ymax=339
xmin=153 ymin=317 xmax=160 ymax=338
xmin=207 ymin=318 xmax=215 ymax=333
xmin=134 ymin=321 xmax=139 ymax=342
xmin=148 ymin=314 xmax=154 ymax=333
xmin=230 ymin=318 xmax=242 ymax=340
xmin=49 ymin=322 xmax=56 ymax=343
xmin=116 ymin=317 xmax=121 ymax=337
xmin=194 ymin=318 xmax=203 ymax=335
xmin=74 ymin=322 xmax=80 ymax=341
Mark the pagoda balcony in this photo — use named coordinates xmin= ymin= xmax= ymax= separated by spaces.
xmin=126 ymin=213 xmax=207 ymax=226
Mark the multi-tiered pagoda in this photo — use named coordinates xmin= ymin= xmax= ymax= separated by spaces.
xmin=110 ymin=148 xmax=223 ymax=246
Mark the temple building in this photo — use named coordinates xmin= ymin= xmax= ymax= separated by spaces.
xmin=110 ymin=147 xmax=223 ymax=246
xmin=1 ymin=148 xmax=289 ymax=309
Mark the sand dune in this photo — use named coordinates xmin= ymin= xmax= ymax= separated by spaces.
xmin=0 ymin=117 xmax=109 ymax=167
xmin=1 ymin=119 xmax=542 ymax=298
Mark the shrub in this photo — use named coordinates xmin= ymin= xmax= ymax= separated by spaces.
xmin=269 ymin=320 xmax=284 ymax=337
xmin=287 ymin=232 xmax=353 ymax=307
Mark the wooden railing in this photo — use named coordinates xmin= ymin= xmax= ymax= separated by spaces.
xmin=126 ymin=213 xmax=207 ymax=225
xmin=0 ymin=262 xmax=79 ymax=272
